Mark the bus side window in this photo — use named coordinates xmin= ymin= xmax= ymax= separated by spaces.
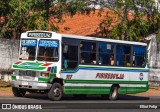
xmin=116 ymin=45 xmax=131 ymax=66
xmin=62 ymin=44 xmax=78 ymax=70
xmin=98 ymin=42 xmax=114 ymax=65
xmin=80 ymin=41 xmax=96 ymax=64
xmin=133 ymin=46 xmax=146 ymax=67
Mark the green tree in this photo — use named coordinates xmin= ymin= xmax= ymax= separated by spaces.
xmin=0 ymin=0 xmax=13 ymax=38
xmin=97 ymin=0 xmax=160 ymax=41
xmin=0 ymin=0 xmax=92 ymax=39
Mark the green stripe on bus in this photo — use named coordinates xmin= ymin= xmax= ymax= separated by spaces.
xmin=13 ymin=65 xmax=46 ymax=70
xmin=64 ymin=86 xmax=148 ymax=94
xmin=49 ymin=74 xmax=54 ymax=81
xmin=20 ymin=62 xmax=43 ymax=66
xmin=38 ymin=77 xmax=50 ymax=82
xmin=64 ymin=79 xmax=148 ymax=84
xmin=11 ymin=76 xmax=16 ymax=80
xmin=38 ymin=74 xmax=54 ymax=82
xmin=78 ymin=65 xmax=147 ymax=70
xmin=64 ymin=86 xmax=110 ymax=94
xmin=61 ymin=65 xmax=149 ymax=73
xmin=12 ymin=74 xmax=54 ymax=82
xmin=54 ymin=66 xmax=57 ymax=73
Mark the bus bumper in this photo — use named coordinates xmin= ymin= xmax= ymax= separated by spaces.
xmin=10 ymin=80 xmax=52 ymax=90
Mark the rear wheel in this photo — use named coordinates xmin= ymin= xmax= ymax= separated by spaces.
xmin=109 ymin=86 xmax=119 ymax=100
xmin=48 ymin=83 xmax=63 ymax=101
xmin=12 ymin=87 xmax=26 ymax=97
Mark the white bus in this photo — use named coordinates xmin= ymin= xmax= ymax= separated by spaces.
xmin=11 ymin=30 xmax=149 ymax=100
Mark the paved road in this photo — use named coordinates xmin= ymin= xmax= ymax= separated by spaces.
xmin=0 ymin=94 xmax=160 ymax=112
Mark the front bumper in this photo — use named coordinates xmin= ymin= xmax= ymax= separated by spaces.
xmin=10 ymin=80 xmax=52 ymax=90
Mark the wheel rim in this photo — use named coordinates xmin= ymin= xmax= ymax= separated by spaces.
xmin=112 ymin=89 xmax=117 ymax=97
xmin=53 ymin=88 xmax=60 ymax=97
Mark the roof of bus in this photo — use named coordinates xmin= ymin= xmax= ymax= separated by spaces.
xmin=61 ymin=33 xmax=147 ymax=46
xmin=24 ymin=30 xmax=147 ymax=46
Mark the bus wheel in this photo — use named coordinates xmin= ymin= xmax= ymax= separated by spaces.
xmin=12 ymin=87 xmax=26 ymax=97
xmin=48 ymin=83 xmax=63 ymax=101
xmin=109 ymin=86 xmax=119 ymax=100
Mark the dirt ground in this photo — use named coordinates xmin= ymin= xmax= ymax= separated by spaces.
xmin=0 ymin=87 xmax=160 ymax=97
xmin=132 ymin=88 xmax=160 ymax=96
xmin=0 ymin=87 xmax=13 ymax=96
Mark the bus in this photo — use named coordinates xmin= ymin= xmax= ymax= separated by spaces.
xmin=11 ymin=30 xmax=149 ymax=101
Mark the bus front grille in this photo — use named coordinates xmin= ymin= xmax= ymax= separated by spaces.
xmin=19 ymin=70 xmax=37 ymax=81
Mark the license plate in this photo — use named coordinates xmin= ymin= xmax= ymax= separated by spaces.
xmin=22 ymin=81 xmax=28 ymax=85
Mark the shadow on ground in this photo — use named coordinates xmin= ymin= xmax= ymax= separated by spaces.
xmin=24 ymin=93 xmax=149 ymax=101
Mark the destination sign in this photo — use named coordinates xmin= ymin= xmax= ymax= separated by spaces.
xmin=27 ymin=32 xmax=52 ymax=38
xmin=21 ymin=39 xmax=37 ymax=46
xmin=39 ymin=40 xmax=59 ymax=47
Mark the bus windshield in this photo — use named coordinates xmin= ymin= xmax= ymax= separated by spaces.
xmin=19 ymin=39 xmax=37 ymax=61
xmin=37 ymin=39 xmax=59 ymax=62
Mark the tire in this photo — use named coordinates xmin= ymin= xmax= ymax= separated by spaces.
xmin=109 ymin=86 xmax=119 ymax=100
xmin=12 ymin=87 xmax=26 ymax=97
xmin=48 ymin=83 xmax=63 ymax=101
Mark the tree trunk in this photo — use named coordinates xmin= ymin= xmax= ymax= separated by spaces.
xmin=121 ymin=8 xmax=128 ymax=40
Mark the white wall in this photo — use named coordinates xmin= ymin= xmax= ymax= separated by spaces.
xmin=146 ymin=34 xmax=160 ymax=87
xmin=0 ymin=39 xmax=19 ymax=70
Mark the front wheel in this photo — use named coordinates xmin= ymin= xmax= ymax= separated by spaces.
xmin=109 ymin=86 xmax=119 ymax=100
xmin=48 ymin=83 xmax=63 ymax=101
xmin=12 ymin=87 xmax=26 ymax=97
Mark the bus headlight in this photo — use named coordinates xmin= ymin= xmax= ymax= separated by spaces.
xmin=40 ymin=72 xmax=50 ymax=78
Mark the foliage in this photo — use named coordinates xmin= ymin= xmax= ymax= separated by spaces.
xmin=0 ymin=30 xmax=12 ymax=39
xmin=97 ymin=0 xmax=160 ymax=41
xmin=1 ymin=0 xmax=159 ymax=41
xmin=0 ymin=0 xmax=93 ymax=39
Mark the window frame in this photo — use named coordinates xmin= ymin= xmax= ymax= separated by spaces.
xmin=62 ymin=43 xmax=79 ymax=70
xmin=115 ymin=44 xmax=132 ymax=67
xmin=62 ymin=37 xmax=147 ymax=68
xmin=132 ymin=45 xmax=147 ymax=67
xmin=98 ymin=41 xmax=115 ymax=66
xmin=19 ymin=38 xmax=37 ymax=61
xmin=37 ymin=39 xmax=60 ymax=62
xmin=80 ymin=40 xmax=98 ymax=65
